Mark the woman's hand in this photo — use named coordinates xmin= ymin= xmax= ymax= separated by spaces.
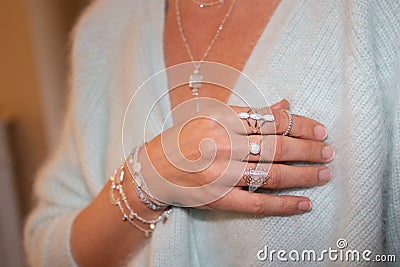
xmin=140 ymin=99 xmax=334 ymax=215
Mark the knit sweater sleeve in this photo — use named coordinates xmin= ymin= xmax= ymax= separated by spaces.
xmin=23 ymin=0 xmax=168 ymax=265
xmin=23 ymin=106 xmax=87 ymax=267
xmin=23 ymin=1 xmax=122 ymax=266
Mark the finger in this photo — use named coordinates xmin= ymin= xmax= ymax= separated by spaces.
xmin=272 ymin=110 xmax=328 ymax=140
xmin=236 ymin=164 xmax=332 ymax=189
xmin=257 ymin=110 xmax=328 ymax=140
xmin=233 ymin=135 xmax=335 ymax=163
xmin=208 ymin=187 xmax=312 ymax=216
xmin=266 ymin=136 xmax=335 ymax=162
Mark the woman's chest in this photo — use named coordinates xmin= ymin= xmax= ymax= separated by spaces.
xmin=163 ymin=0 xmax=280 ymax=111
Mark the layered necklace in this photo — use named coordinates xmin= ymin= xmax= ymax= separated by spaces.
xmin=175 ymin=0 xmax=237 ymax=112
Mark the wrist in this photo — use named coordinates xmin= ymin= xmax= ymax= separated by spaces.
xmin=128 ymin=146 xmax=170 ymax=210
xmin=109 ymin=161 xmax=171 ymax=238
xmin=122 ymin=163 xmax=167 ymax=218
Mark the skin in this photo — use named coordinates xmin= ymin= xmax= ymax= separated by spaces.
xmin=71 ymin=1 xmax=335 ymax=266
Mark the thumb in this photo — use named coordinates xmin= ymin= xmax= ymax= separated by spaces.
xmin=270 ymin=99 xmax=290 ymax=110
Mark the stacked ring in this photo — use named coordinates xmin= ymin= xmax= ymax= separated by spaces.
xmin=242 ymin=138 xmax=264 ymax=162
xmin=238 ymin=109 xmax=275 ymax=134
xmin=242 ymin=166 xmax=270 ymax=192
xmin=282 ymin=110 xmax=293 ymax=136
xmin=249 ymin=142 xmax=261 ymax=155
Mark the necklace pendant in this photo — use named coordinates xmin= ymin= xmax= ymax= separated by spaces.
xmin=189 ymin=69 xmax=203 ymax=90
xmin=189 ymin=70 xmax=203 ymax=112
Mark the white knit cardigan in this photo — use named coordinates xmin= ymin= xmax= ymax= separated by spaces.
xmin=24 ymin=0 xmax=400 ymax=266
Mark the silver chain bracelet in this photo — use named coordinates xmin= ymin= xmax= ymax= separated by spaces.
xmin=128 ymin=146 xmax=169 ymax=210
xmin=110 ymin=163 xmax=171 ymax=237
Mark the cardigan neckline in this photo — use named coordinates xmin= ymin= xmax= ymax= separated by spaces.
xmin=156 ymin=0 xmax=295 ymax=110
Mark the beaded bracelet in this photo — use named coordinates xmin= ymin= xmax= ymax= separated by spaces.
xmin=128 ymin=146 xmax=169 ymax=210
xmin=110 ymin=163 xmax=171 ymax=237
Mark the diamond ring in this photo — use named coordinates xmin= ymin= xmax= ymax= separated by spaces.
xmin=242 ymin=166 xmax=270 ymax=192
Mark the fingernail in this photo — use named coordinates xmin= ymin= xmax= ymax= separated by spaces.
xmin=298 ymin=201 xmax=312 ymax=211
xmin=322 ymin=146 xmax=335 ymax=160
xmin=319 ymin=168 xmax=332 ymax=183
xmin=314 ymin=125 xmax=327 ymax=140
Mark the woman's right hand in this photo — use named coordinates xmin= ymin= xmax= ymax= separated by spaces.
xmin=139 ymin=99 xmax=334 ymax=216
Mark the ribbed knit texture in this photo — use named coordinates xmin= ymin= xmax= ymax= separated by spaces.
xmin=24 ymin=0 xmax=399 ymax=266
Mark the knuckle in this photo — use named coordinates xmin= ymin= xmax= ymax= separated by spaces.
xmin=306 ymin=167 xmax=322 ymax=185
xmin=277 ymin=110 xmax=289 ymax=134
xmin=273 ymin=138 xmax=286 ymax=161
xmin=217 ymin=140 xmax=232 ymax=158
xmin=219 ymin=141 xmax=231 ymax=152
xmin=199 ymin=127 xmax=232 ymax=160
xmin=252 ymin=197 xmax=266 ymax=215
xmin=277 ymin=198 xmax=292 ymax=211
xmin=274 ymin=111 xmax=283 ymax=133
xmin=298 ymin=121 xmax=308 ymax=138
xmin=199 ymin=139 xmax=218 ymax=161
xmin=200 ymin=138 xmax=216 ymax=153
xmin=263 ymin=137 xmax=275 ymax=160
xmin=300 ymin=171 xmax=314 ymax=186
xmin=267 ymin=166 xmax=282 ymax=189
xmin=303 ymin=142 xmax=313 ymax=158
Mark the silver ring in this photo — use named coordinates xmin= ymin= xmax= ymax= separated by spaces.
xmin=249 ymin=142 xmax=261 ymax=155
xmin=282 ymin=110 xmax=293 ymax=136
xmin=238 ymin=109 xmax=275 ymax=134
xmin=242 ymin=138 xmax=264 ymax=162
xmin=255 ymin=108 xmax=275 ymax=127
xmin=242 ymin=167 xmax=270 ymax=192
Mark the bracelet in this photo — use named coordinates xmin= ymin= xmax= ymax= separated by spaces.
xmin=110 ymin=163 xmax=171 ymax=237
xmin=128 ymin=146 xmax=169 ymax=210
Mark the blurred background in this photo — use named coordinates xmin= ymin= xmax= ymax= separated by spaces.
xmin=0 ymin=0 xmax=90 ymax=266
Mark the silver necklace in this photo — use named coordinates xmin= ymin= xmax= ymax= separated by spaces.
xmin=175 ymin=0 xmax=236 ymax=112
xmin=190 ymin=0 xmax=224 ymax=8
